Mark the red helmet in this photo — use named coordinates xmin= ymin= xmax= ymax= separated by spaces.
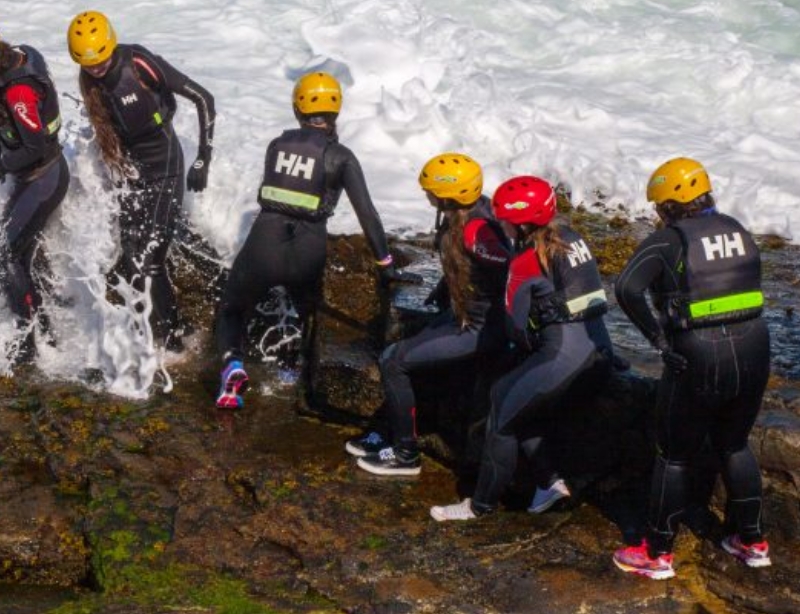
xmin=492 ymin=176 xmax=556 ymax=226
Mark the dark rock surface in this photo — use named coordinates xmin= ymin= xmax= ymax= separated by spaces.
xmin=0 ymin=229 xmax=798 ymax=614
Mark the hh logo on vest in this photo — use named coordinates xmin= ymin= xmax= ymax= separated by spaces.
xmin=701 ymin=232 xmax=746 ymax=261
xmin=120 ymin=93 xmax=139 ymax=106
xmin=275 ymin=151 xmax=315 ymax=180
xmin=567 ymin=239 xmax=593 ymax=267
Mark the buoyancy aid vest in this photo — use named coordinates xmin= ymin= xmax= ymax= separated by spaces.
xmin=661 ymin=213 xmax=763 ymax=329
xmin=529 ymin=226 xmax=608 ymax=328
xmin=98 ymin=45 xmax=175 ymax=143
xmin=258 ymin=128 xmax=331 ymax=221
xmin=0 ymin=45 xmax=61 ymax=149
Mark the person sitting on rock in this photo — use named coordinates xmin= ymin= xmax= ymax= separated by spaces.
xmin=348 ymin=153 xmax=512 ymax=476
xmin=429 ymin=175 xmax=612 ymax=518
xmin=214 ymin=71 xmax=420 ymax=409
xmin=612 ymin=158 xmax=772 ymax=579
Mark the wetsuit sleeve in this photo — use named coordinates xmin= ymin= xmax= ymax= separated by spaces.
xmin=463 ymin=218 xmax=512 ymax=267
xmin=131 ymin=47 xmax=216 ymax=153
xmin=505 ymin=249 xmax=551 ymax=350
xmin=0 ymin=83 xmax=48 ymax=172
xmin=614 ymin=229 xmax=681 ymax=344
xmin=338 ymin=147 xmax=392 ymax=264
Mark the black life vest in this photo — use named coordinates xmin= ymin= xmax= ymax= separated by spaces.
xmin=0 ymin=45 xmax=61 ymax=149
xmin=529 ymin=226 xmax=608 ymax=327
xmin=660 ymin=213 xmax=763 ymax=329
xmin=258 ymin=128 xmax=331 ymax=221
xmin=98 ymin=45 xmax=175 ymax=142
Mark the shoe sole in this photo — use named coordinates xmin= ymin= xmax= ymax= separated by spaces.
xmin=528 ymin=491 xmax=569 ymax=514
xmin=356 ymin=457 xmax=421 ymax=476
xmin=613 ymin=557 xmax=675 ymax=580
xmin=430 ymin=508 xmax=475 ymax=522
xmin=721 ymin=540 xmax=772 ymax=568
xmin=345 ymin=441 xmax=367 ymax=457
xmin=216 ymin=394 xmax=243 ymax=410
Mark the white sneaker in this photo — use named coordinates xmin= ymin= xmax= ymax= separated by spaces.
xmin=430 ymin=498 xmax=477 ymax=522
xmin=528 ymin=479 xmax=571 ymax=514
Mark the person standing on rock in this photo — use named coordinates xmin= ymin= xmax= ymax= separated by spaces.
xmin=214 ymin=71 xmax=420 ymax=409
xmin=612 ymin=158 xmax=771 ymax=580
xmin=67 ymin=10 xmax=216 ymax=352
xmin=348 ymin=153 xmax=513 ymax=476
xmin=1 ymin=36 xmax=69 ymax=365
xmin=429 ymin=175 xmax=612 ymax=518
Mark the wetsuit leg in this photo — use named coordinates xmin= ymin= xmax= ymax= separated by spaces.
xmin=708 ymin=320 xmax=770 ymax=543
xmin=379 ymin=310 xmax=498 ymax=454
xmin=117 ymin=174 xmax=182 ymax=342
xmin=1 ymin=155 xmax=69 ymax=322
xmin=645 ymin=319 xmax=770 ymax=554
xmin=216 ymin=213 xmax=327 ymax=362
xmin=472 ymin=324 xmax=601 ymax=512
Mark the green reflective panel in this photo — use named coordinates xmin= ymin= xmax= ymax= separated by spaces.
xmin=260 ymin=186 xmax=320 ymax=210
xmin=689 ymin=291 xmax=764 ymax=318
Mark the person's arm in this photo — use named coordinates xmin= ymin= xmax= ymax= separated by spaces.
xmin=339 ymin=147 xmax=420 ymax=284
xmin=615 ymin=229 xmax=688 ymax=372
xmin=614 ymin=231 xmax=675 ymax=345
xmin=132 ymin=47 xmax=216 ymax=191
xmin=505 ymin=249 xmax=552 ymax=351
xmin=0 ymin=83 xmax=48 ymax=173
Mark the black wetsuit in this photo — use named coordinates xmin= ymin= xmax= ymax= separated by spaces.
xmin=380 ymin=198 xmax=512 ymax=456
xmin=82 ymin=44 xmax=215 ymax=342
xmin=471 ymin=225 xmax=612 ymax=513
xmin=615 ymin=211 xmax=769 ymax=554
xmin=216 ymin=125 xmax=393 ymax=363
xmin=1 ymin=45 xmax=68 ymax=330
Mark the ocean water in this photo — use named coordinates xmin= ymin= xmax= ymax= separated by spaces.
xmin=3 ymin=0 xmax=800 ymax=395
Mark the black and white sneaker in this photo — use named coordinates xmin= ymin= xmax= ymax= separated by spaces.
xmin=345 ymin=431 xmax=387 ymax=457
xmin=356 ymin=446 xmax=421 ymax=476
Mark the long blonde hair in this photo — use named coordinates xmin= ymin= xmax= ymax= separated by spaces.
xmin=440 ymin=208 xmax=473 ymax=325
xmin=79 ymin=71 xmax=135 ymax=179
xmin=522 ymin=222 xmax=569 ymax=275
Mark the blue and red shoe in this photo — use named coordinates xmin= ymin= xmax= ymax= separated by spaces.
xmin=215 ymin=360 xmax=249 ymax=409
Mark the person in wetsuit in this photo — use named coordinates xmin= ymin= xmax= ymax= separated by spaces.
xmin=612 ymin=158 xmax=771 ymax=579
xmin=349 ymin=153 xmax=512 ymax=476
xmin=1 ymin=38 xmax=69 ymax=365
xmin=214 ymin=71 xmax=420 ymax=409
xmin=67 ymin=11 xmax=215 ymax=351
xmin=429 ymin=175 xmax=612 ymax=519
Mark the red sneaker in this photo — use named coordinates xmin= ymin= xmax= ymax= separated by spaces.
xmin=721 ymin=535 xmax=772 ymax=568
xmin=613 ymin=540 xmax=675 ymax=580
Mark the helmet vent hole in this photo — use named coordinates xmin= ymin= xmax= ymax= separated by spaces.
xmin=690 ymin=179 xmax=697 ymax=187
xmin=311 ymin=96 xmax=319 ymax=103
xmin=674 ymin=185 xmax=681 ymax=192
xmin=75 ymin=29 xmax=83 ymax=36
xmin=91 ymin=28 xmax=98 ymax=34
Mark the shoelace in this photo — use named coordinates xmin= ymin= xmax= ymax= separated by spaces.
xmin=378 ymin=447 xmax=396 ymax=461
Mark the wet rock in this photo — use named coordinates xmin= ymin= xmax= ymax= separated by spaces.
xmin=0 ymin=232 xmax=798 ymax=614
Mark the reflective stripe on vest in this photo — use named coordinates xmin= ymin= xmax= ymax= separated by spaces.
xmin=565 ymin=288 xmax=607 ymax=316
xmin=260 ymin=185 xmax=320 ymax=211
xmin=688 ymin=290 xmax=764 ymax=320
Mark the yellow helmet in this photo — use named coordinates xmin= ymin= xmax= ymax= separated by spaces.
xmin=418 ymin=153 xmax=483 ymax=206
xmin=646 ymin=157 xmax=712 ymax=205
xmin=67 ymin=11 xmax=117 ymax=66
xmin=293 ymin=72 xmax=342 ymax=115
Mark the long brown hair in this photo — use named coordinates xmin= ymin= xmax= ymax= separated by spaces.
xmin=79 ymin=71 xmax=135 ymax=179
xmin=440 ymin=208 xmax=473 ymax=325
xmin=520 ymin=221 xmax=569 ymax=275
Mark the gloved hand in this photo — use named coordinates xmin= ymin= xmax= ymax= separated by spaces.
xmin=186 ymin=146 xmax=212 ymax=192
xmin=379 ymin=264 xmax=423 ymax=286
xmin=654 ymin=335 xmax=688 ymax=374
